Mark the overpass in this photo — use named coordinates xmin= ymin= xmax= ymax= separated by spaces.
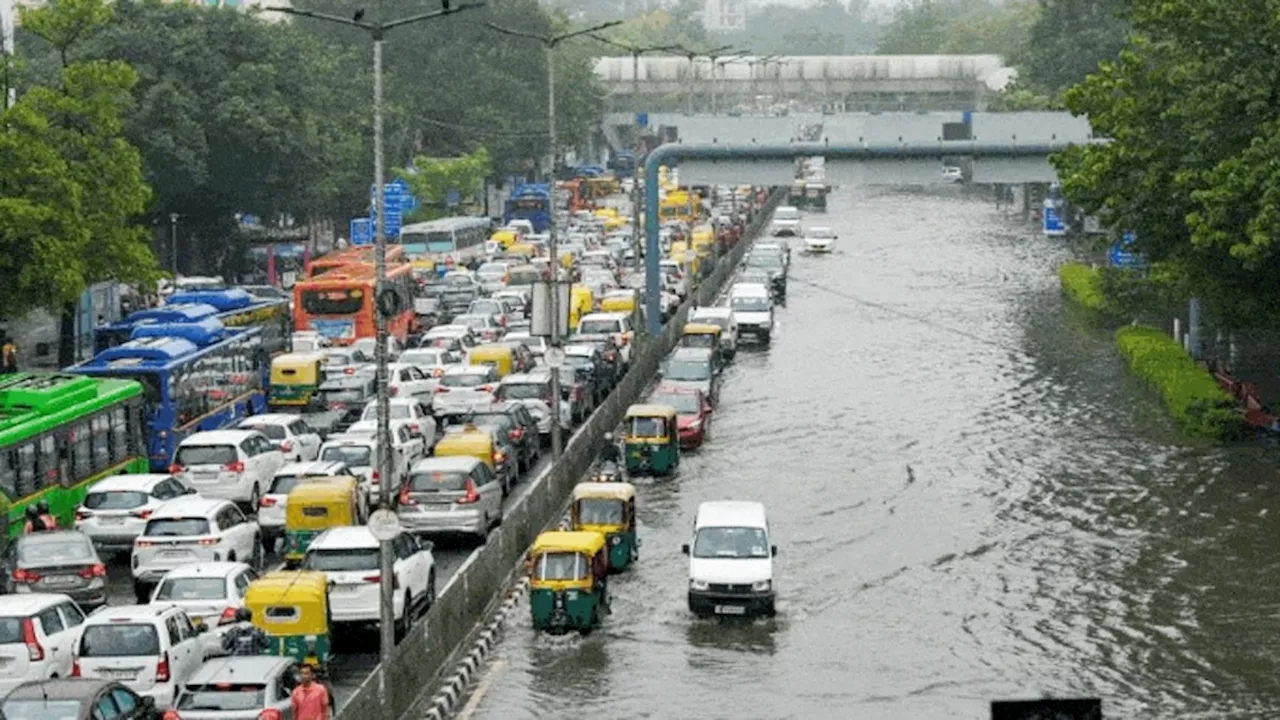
xmin=592 ymin=55 xmax=1014 ymax=114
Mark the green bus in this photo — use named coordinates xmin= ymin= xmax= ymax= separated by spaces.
xmin=0 ymin=373 xmax=149 ymax=543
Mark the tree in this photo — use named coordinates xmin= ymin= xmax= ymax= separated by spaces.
xmin=9 ymin=0 xmax=158 ymax=364
xmin=875 ymin=0 xmax=1035 ymax=57
xmin=1019 ymin=0 xmax=1128 ymax=96
xmin=397 ymin=149 xmax=493 ymax=222
xmin=1053 ymin=0 xmax=1280 ymax=324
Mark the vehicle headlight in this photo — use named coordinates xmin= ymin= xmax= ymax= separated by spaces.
xmin=609 ymin=535 xmax=622 ymax=546
xmin=689 ymin=579 xmax=708 ymax=591
xmin=751 ymin=579 xmax=772 ymax=592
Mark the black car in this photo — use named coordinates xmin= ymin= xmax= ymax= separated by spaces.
xmin=564 ymin=346 xmax=611 ymax=405
xmin=470 ymin=402 xmax=541 ymax=474
xmin=4 ymin=679 xmax=160 ymax=720
xmin=306 ymin=374 xmax=376 ymax=437
xmin=745 ymin=252 xmax=787 ymax=298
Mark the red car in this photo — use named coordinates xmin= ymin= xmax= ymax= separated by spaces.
xmin=651 ymin=385 xmax=713 ymax=449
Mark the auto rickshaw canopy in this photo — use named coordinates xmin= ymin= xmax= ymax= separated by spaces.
xmin=532 ymin=530 xmax=607 ymax=557
xmin=270 ymin=352 xmax=329 ymax=384
xmin=625 ymin=404 xmax=679 ymax=422
xmin=682 ymin=322 xmax=723 ymax=337
xmin=572 ymin=482 xmax=636 ymax=503
xmin=245 ymin=571 xmax=330 ymax=636
xmin=285 ymin=480 xmax=359 ymax=528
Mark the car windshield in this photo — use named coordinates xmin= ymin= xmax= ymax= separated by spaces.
xmin=577 ymin=498 xmax=624 ymax=525
xmin=628 ymin=417 xmax=667 ymax=438
xmin=303 ymin=547 xmax=378 ymax=572
xmin=177 ymin=686 xmax=268 ymax=712
xmin=458 ymin=316 xmax=489 ymax=330
xmin=497 ymin=383 xmax=547 ymax=401
xmin=662 ymin=360 xmax=710 ymax=381
xmin=317 ymin=387 xmax=365 ymax=405
xmin=18 ymin=536 xmax=95 ymax=564
xmin=320 ymin=446 xmax=373 ymax=466
xmin=471 ymin=414 xmax=515 ymax=432
xmin=3 ymin=701 xmax=83 ymax=720
xmin=470 ymin=301 xmax=499 ymax=314
xmin=731 ymin=296 xmax=770 ymax=312
xmin=80 ymin=624 xmax=161 ymax=657
xmin=477 ymin=263 xmax=507 ymax=276
xmin=241 ymin=424 xmax=286 ymax=440
xmin=145 ymin=518 xmax=211 ymax=536
xmin=402 ymin=351 xmax=445 ymax=366
xmin=325 ymin=352 xmax=355 ymax=366
xmin=409 ymin=470 xmax=470 ymax=492
xmin=692 ymin=526 xmax=770 ymax=559
xmin=175 ymin=445 xmax=237 ymax=466
xmin=747 ymin=254 xmax=782 ymax=268
xmin=536 ymin=551 xmax=588 ymax=581
xmin=84 ymin=490 xmax=149 ymax=510
xmin=579 ymin=320 xmax=619 ymax=335
xmin=268 ymin=475 xmax=314 ymax=494
xmin=441 ymin=374 xmax=489 ymax=389
xmin=651 ymin=393 xmax=701 ymax=414
xmin=155 ymin=577 xmax=228 ymax=601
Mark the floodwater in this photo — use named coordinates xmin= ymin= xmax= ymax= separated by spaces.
xmin=459 ymin=185 xmax=1280 ymax=719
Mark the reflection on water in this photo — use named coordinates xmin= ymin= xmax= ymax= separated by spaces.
xmin=685 ymin=616 xmax=779 ymax=656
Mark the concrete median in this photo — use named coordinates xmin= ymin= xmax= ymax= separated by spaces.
xmin=338 ymin=189 xmax=783 ymax=720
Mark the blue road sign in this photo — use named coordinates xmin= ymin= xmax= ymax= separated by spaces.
xmin=446 ymin=190 xmax=461 ymax=208
xmin=1109 ymin=231 xmax=1147 ymax=269
xmin=635 ymin=112 xmax=648 ymax=128
xmin=1043 ymin=200 xmax=1066 ymax=236
xmin=350 ymin=217 xmax=373 ymax=246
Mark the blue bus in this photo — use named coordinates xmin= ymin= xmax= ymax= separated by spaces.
xmin=503 ymin=184 xmax=552 ymax=232
xmin=94 ymin=288 xmax=289 ymax=357
xmin=68 ymin=318 xmax=268 ymax=471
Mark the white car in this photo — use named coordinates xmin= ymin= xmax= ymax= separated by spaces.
xmin=290 ymin=332 xmax=328 ymax=352
xmin=345 ymin=419 xmax=428 ymax=468
xmin=0 ymin=594 xmax=87 ymax=695
xmin=237 ymin=414 xmax=322 ymax=462
xmin=130 ymin=497 xmax=261 ymax=602
xmin=317 ymin=434 xmax=404 ymax=494
xmin=729 ymin=283 xmax=774 ymax=346
xmin=503 ymin=331 xmax=548 ymax=357
xmin=399 ymin=347 xmax=461 ymax=379
xmin=431 ymin=366 xmax=500 ymax=414
xmin=659 ymin=260 xmax=690 ymax=298
xmin=74 ymin=604 xmax=209 ymax=707
xmin=575 ymin=312 xmax=635 ymax=365
xmin=690 ymin=306 xmax=740 ymax=357
xmin=452 ymin=313 xmax=504 ymax=343
xmin=506 ymin=219 xmax=534 ymax=236
xmin=148 ymin=562 xmax=258 ymax=655
xmin=350 ymin=335 xmax=404 ymax=361
xmin=75 ymin=474 xmax=195 ymax=552
xmin=475 ymin=261 xmax=511 ymax=293
xmin=259 ymin=460 xmax=355 ymax=549
xmin=942 ymin=165 xmax=964 ymax=183
xmin=494 ymin=371 xmax=572 ymax=436
xmin=299 ymin=527 xmax=436 ymax=635
xmin=171 ymin=429 xmax=286 ymax=509
xmin=770 ymin=206 xmax=801 ymax=236
xmin=358 ymin=398 xmax=437 ymax=441
xmin=386 ymin=362 xmax=436 ymax=401
xmin=802 ymin=226 xmax=837 ymax=254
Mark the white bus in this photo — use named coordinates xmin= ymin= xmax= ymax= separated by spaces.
xmin=398 ymin=217 xmax=490 ymax=271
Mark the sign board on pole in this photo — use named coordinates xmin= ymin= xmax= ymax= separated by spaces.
xmin=349 ymin=217 xmax=373 ymax=246
xmin=530 ymin=281 xmax=570 ymax=338
xmin=1043 ymin=199 xmax=1066 ymax=237
xmin=370 ymin=181 xmax=414 ymax=239
xmin=1109 ymin=230 xmax=1147 ymax=269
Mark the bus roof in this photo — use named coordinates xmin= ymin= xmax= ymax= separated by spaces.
xmin=129 ymin=316 xmax=227 ymax=347
xmin=0 ymin=373 xmax=142 ymax=440
xmin=165 ymin=288 xmax=254 ymax=312
xmin=71 ymin=326 xmax=261 ymax=373
xmin=120 ymin=304 xmax=220 ymax=327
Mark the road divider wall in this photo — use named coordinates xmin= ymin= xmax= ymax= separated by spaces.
xmin=339 ymin=188 xmax=783 ymax=720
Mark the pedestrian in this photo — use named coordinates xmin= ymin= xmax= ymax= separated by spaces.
xmin=0 ymin=333 xmax=17 ymax=374
xmin=36 ymin=500 xmax=56 ymax=531
xmin=290 ymin=663 xmax=331 ymax=720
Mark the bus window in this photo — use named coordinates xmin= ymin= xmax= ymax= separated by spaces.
xmin=0 ymin=450 xmax=15 ymax=498
xmin=91 ymin=415 xmax=111 ymax=471
xmin=110 ymin=408 xmax=128 ymax=464
xmin=72 ymin=423 xmax=92 ymax=478
xmin=15 ymin=444 xmax=36 ymax=497
xmin=129 ymin=402 xmax=145 ymax=455
xmin=38 ymin=435 xmax=58 ymax=487
xmin=303 ymin=288 xmax=365 ymax=315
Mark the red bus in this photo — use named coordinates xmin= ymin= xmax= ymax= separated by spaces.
xmin=306 ymin=245 xmax=406 ymax=281
xmin=293 ymin=262 xmax=417 ymax=344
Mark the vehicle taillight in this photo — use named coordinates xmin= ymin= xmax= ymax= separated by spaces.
xmin=156 ymin=652 xmax=171 ymax=682
xmin=390 ymin=386 xmax=399 ymax=397
xmin=398 ymin=484 xmax=415 ymax=506
xmin=260 ymin=497 xmax=278 ymax=507
xmin=258 ymin=710 xmax=282 ymax=720
xmin=21 ymin=618 xmax=43 ymax=661
xmin=77 ymin=564 xmax=107 ymax=579
xmin=456 ymin=479 xmax=480 ymax=505
xmin=344 ymin=367 xmax=355 ymax=375
xmin=493 ymin=451 xmax=506 ymax=464
xmin=13 ymin=568 xmax=40 ymax=584
xmin=409 ymin=423 xmax=419 ymax=434
xmin=509 ymin=428 xmax=524 ymax=441
xmin=478 ymin=385 xmax=493 ymax=393
xmin=75 ymin=509 xmax=89 ymax=522
xmin=135 ymin=539 xmax=155 ymax=548
xmin=72 ymin=658 xmax=81 ymax=676
xmin=219 ymin=606 xmax=239 ymax=625
xmin=168 ymin=464 xmax=184 ymax=475
xmin=279 ymin=440 xmax=293 ymax=453
xmin=223 ymin=461 xmax=245 ymax=473
xmin=133 ymin=509 xmax=153 ymax=520
xmin=163 ymin=710 xmax=183 ymax=720
xmin=371 ymin=470 xmax=380 ymax=484
xmin=433 ymin=368 xmax=444 ymax=377
xmin=435 ymin=386 xmax=450 ymax=394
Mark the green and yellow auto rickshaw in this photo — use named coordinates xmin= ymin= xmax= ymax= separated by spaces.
xmin=624 ymin=404 xmax=680 ymax=476
xmin=283 ymin=479 xmax=361 ymax=567
xmin=527 ymin=531 xmax=610 ymax=634
xmin=269 ymin=352 xmax=329 ymax=408
xmin=571 ymin=482 xmax=638 ymax=572
xmin=244 ymin=571 xmax=333 ymax=671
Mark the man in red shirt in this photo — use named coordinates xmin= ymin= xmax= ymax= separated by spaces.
xmin=291 ymin=663 xmax=331 ymax=720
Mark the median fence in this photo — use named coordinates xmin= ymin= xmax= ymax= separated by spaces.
xmin=339 ymin=188 xmax=783 ymax=720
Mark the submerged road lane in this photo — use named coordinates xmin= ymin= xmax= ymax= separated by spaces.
xmin=460 ymin=185 xmax=1280 ymax=719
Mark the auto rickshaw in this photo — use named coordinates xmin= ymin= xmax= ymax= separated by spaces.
xmin=269 ymin=352 xmax=328 ymax=408
xmin=244 ymin=570 xmax=332 ymax=670
xmin=490 ymin=229 xmax=519 ymax=249
xmin=283 ymin=479 xmax=361 ymax=567
xmin=571 ymin=482 xmax=638 ymax=572
xmin=599 ymin=289 xmax=637 ymax=315
xmin=624 ymin=404 xmax=680 ymax=476
xmin=505 ymin=242 xmax=538 ymax=260
xmin=468 ymin=344 xmax=516 ymax=378
xmin=679 ymin=323 xmax=726 ymax=371
xmin=570 ymin=284 xmax=594 ymax=329
xmin=527 ymin=530 xmax=610 ymax=634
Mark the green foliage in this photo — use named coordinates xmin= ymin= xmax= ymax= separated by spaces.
xmin=1019 ymin=0 xmax=1129 ymax=96
xmin=875 ymin=0 xmax=1035 ymax=57
xmin=1052 ymin=0 xmax=1280 ymax=326
xmin=397 ymin=149 xmax=493 ymax=222
xmin=986 ymin=85 xmax=1063 ymax=111
xmin=1058 ymin=262 xmax=1109 ymax=314
xmin=1114 ymin=326 xmax=1246 ymax=440
xmin=0 ymin=0 xmax=157 ymax=322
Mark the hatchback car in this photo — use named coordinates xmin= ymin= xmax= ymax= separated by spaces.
xmin=2 ymin=532 xmax=108 ymax=610
xmin=170 ymin=430 xmax=286 ymax=510
xmin=76 ymin=475 xmax=194 ymax=553
xmin=317 ymin=435 xmax=403 ymax=495
xmin=467 ymin=402 xmax=540 ymax=474
xmin=131 ymin=498 xmax=261 ymax=602
xmin=0 ymin=594 xmax=89 ymax=695
xmin=148 ymin=562 xmax=257 ymax=654
xmin=397 ymin=456 xmax=503 ymax=542
xmin=171 ymin=656 xmax=299 ymax=720
xmin=235 ymin=415 xmax=322 ymax=463
xmin=74 ymin=605 xmax=209 ymax=707
xmin=3 ymin=678 xmax=161 ymax=720
xmin=431 ymin=366 xmax=500 ymax=414
xmin=650 ymin=385 xmax=714 ymax=450
xmin=358 ymin=398 xmax=436 ymax=440
xmin=659 ymin=347 xmax=720 ymax=405
xmin=399 ymin=347 xmax=461 ymax=379
xmin=299 ymin=527 xmax=436 ymax=637
xmin=495 ymin=371 xmax=571 ymax=439
xmin=452 ymin=314 xmax=504 ymax=343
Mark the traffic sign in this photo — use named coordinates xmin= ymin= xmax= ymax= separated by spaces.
xmin=1043 ymin=200 xmax=1065 ymax=236
xmin=350 ymin=217 xmax=373 ymax=246
xmin=1109 ymin=230 xmax=1147 ymax=269
xmin=545 ymin=347 xmax=566 ymax=369
xmin=368 ymin=509 xmax=402 ymax=541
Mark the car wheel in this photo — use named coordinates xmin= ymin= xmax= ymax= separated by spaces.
xmin=261 ymin=533 xmax=276 ymax=554
xmin=247 ymin=484 xmax=261 ymax=514
xmin=424 ymin=571 xmax=436 ymax=611
xmin=251 ymin=538 xmax=263 ymax=570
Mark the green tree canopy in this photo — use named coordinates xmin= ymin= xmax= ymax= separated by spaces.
xmin=875 ymin=0 xmax=1036 ymax=57
xmin=397 ymin=148 xmax=493 ymax=222
xmin=1053 ymin=0 xmax=1280 ymax=324
xmin=1019 ymin=0 xmax=1128 ymax=96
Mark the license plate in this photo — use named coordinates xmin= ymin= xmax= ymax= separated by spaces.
xmin=161 ymin=550 xmax=190 ymax=559
xmin=333 ymin=584 xmax=361 ymax=593
xmin=42 ymin=576 xmax=79 ymax=587
xmin=713 ymin=605 xmax=746 ymax=615
xmin=99 ymin=516 xmax=125 ymax=525
xmin=101 ymin=669 xmax=137 ymax=680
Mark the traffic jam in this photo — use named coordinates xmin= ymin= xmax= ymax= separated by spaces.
xmin=0 ymin=168 xmax=770 ymax=719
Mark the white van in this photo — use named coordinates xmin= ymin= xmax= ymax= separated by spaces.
xmin=681 ymin=501 xmax=776 ymax=618
xmin=769 ymin=206 xmax=801 ymax=236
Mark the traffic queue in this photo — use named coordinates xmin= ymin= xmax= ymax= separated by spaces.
xmin=0 ymin=177 xmax=767 ymax=718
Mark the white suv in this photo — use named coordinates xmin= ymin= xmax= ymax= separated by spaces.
xmin=0 ymin=594 xmax=87 ymax=695
xmin=74 ymin=604 xmax=208 ymax=707
xmin=237 ymin=415 xmax=322 ymax=463
xmin=299 ymin=527 xmax=436 ymax=638
xmin=575 ymin=312 xmax=635 ymax=366
xmin=171 ymin=430 xmax=286 ymax=509
xmin=130 ymin=498 xmax=261 ymax=602
xmin=148 ymin=562 xmax=258 ymax=655
xmin=75 ymin=474 xmax=194 ymax=552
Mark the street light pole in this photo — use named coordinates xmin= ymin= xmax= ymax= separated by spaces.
xmin=266 ymin=1 xmax=481 ymax=666
xmin=169 ymin=214 xmax=179 ymax=276
xmin=486 ymin=18 xmax=625 ymax=460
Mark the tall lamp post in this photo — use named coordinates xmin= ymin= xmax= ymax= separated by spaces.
xmin=485 ymin=18 xmax=625 ymax=460
xmin=589 ymin=35 xmax=681 ymax=273
xmin=709 ymin=52 xmax=750 ymax=115
xmin=168 ymin=214 xmax=180 ymax=276
xmin=266 ymin=1 xmax=481 ymax=666
xmin=674 ymin=44 xmax=734 ymax=116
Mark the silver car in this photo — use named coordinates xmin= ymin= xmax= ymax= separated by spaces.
xmin=172 ymin=656 xmax=299 ymax=720
xmin=396 ymin=456 xmax=503 ymax=542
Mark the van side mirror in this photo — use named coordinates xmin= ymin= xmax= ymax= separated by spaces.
xmin=681 ymin=543 xmax=690 ymax=555
xmin=771 ymin=545 xmax=778 ymax=557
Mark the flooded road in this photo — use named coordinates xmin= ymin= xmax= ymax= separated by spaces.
xmin=460 ymin=185 xmax=1280 ymax=719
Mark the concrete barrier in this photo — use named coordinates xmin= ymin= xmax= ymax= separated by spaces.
xmin=338 ymin=189 xmax=784 ymax=720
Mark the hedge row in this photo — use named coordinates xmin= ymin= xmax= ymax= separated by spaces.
xmin=1114 ymin=326 xmax=1246 ymax=440
xmin=1058 ymin=262 xmax=1110 ymax=315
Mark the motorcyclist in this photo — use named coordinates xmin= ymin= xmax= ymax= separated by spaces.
xmin=221 ymin=608 xmax=270 ymax=656
xmin=598 ymin=432 xmax=622 ymax=468
xmin=36 ymin=501 xmax=56 ymax=530
xmin=22 ymin=506 xmax=46 ymax=534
